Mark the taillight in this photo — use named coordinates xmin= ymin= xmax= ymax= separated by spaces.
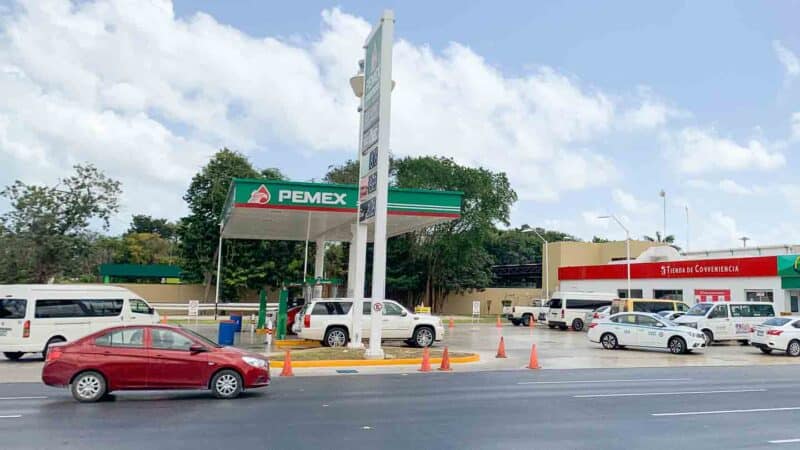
xmin=46 ymin=347 xmax=63 ymax=362
xmin=303 ymin=314 xmax=310 ymax=328
xmin=22 ymin=320 xmax=30 ymax=338
xmin=749 ymin=327 xmax=755 ymax=333
xmin=561 ymin=310 xmax=565 ymax=319
xmin=589 ymin=323 xmax=598 ymax=329
xmin=593 ymin=312 xmax=599 ymax=319
xmin=767 ymin=329 xmax=783 ymax=336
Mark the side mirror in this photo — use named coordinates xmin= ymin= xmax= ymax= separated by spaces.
xmin=655 ymin=322 xmax=666 ymax=328
xmin=401 ymin=310 xmax=408 ymax=317
xmin=189 ymin=344 xmax=207 ymax=354
xmin=148 ymin=307 xmax=155 ymax=314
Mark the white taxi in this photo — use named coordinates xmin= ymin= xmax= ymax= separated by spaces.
xmin=750 ymin=317 xmax=800 ymax=356
xmin=588 ymin=312 xmax=706 ymax=354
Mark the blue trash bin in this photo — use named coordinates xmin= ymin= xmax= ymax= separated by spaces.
xmin=230 ymin=314 xmax=242 ymax=332
xmin=218 ymin=321 xmax=236 ymax=346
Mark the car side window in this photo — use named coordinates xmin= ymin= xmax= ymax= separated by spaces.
xmin=710 ymin=305 xmax=729 ymax=319
xmin=363 ymin=302 xmax=372 ymax=315
xmin=614 ymin=314 xmax=636 ymax=325
xmin=383 ymin=302 xmax=404 ymax=316
xmin=151 ymin=329 xmax=194 ymax=351
xmin=95 ymin=328 xmax=145 ymax=348
xmin=130 ymin=299 xmax=153 ymax=315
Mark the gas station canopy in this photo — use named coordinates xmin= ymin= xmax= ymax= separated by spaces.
xmin=220 ymin=178 xmax=462 ymax=241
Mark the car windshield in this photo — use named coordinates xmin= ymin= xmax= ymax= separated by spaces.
xmin=763 ymin=317 xmax=792 ymax=327
xmin=179 ymin=326 xmax=223 ymax=348
xmin=685 ymin=303 xmax=714 ymax=316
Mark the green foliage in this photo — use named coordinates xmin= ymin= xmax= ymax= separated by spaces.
xmin=128 ymin=215 xmax=177 ymax=239
xmin=0 ymin=164 xmax=121 ymax=282
xmin=177 ymin=148 xmax=303 ymax=300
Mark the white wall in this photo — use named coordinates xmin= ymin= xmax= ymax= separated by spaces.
xmin=560 ymin=277 xmax=789 ymax=312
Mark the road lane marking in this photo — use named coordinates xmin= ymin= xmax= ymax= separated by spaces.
xmin=769 ymin=439 xmax=800 ymax=444
xmin=575 ymin=388 xmax=766 ymax=398
xmin=518 ymin=378 xmax=691 ymax=385
xmin=0 ymin=415 xmax=22 ymax=419
xmin=653 ymin=406 xmax=800 ymax=417
xmin=0 ymin=396 xmax=47 ymax=401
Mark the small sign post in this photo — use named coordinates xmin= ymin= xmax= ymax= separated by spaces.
xmin=471 ymin=301 xmax=481 ymax=330
xmin=188 ymin=300 xmax=199 ymax=327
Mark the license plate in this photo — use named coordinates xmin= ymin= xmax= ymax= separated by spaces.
xmin=757 ymin=331 xmax=764 ymax=336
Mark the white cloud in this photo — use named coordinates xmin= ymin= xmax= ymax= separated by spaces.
xmin=686 ymin=178 xmax=768 ymax=195
xmin=0 ymin=0 xmax=685 ymax=228
xmin=792 ymin=112 xmax=800 ymax=141
xmin=664 ymin=128 xmax=785 ymax=174
xmin=611 ymin=188 xmax=658 ymax=213
xmin=774 ymin=40 xmax=800 ymax=78
xmin=718 ymin=179 xmax=753 ymax=195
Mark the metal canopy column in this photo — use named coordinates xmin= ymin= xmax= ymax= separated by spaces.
xmin=313 ymin=239 xmax=325 ymax=298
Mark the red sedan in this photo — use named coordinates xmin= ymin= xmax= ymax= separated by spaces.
xmin=42 ymin=325 xmax=270 ymax=402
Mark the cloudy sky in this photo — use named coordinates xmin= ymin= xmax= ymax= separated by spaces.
xmin=0 ymin=0 xmax=798 ymax=250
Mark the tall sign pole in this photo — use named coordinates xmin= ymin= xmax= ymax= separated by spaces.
xmin=358 ymin=10 xmax=394 ymax=359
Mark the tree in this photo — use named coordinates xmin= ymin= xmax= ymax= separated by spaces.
xmin=177 ymin=148 xmax=304 ymax=300
xmin=592 ymin=235 xmax=610 ymax=243
xmin=391 ymin=156 xmax=517 ymax=311
xmin=0 ymin=164 xmax=121 ymax=282
xmin=128 ymin=215 xmax=177 ymax=239
xmin=643 ymin=231 xmax=680 ymax=250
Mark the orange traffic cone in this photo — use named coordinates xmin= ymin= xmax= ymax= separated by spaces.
xmin=448 ymin=317 xmax=455 ymax=329
xmin=160 ymin=315 xmax=168 ymax=324
xmin=280 ymin=350 xmax=294 ymax=377
xmin=438 ymin=347 xmax=452 ymax=371
xmin=527 ymin=344 xmax=540 ymax=369
xmin=528 ymin=316 xmax=535 ymax=329
xmin=496 ymin=315 xmax=502 ymax=328
xmin=496 ymin=336 xmax=507 ymax=358
xmin=419 ymin=347 xmax=432 ymax=372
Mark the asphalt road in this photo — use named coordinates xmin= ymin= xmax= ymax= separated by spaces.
xmin=4 ymin=365 xmax=800 ymax=449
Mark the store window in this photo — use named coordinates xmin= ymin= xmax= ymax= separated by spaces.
xmin=654 ymin=289 xmax=683 ymax=300
xmin=745 ymin=290 xmax=773 ymax=302
xmin=617 ymin=289 xmax=643 ymax=299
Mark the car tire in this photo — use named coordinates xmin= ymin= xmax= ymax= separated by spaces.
xmin=511 ymin=320 xmax=521 ymax=327
xmin=702 ymin=329 xmax=714 ymax=346
xmin=211 ymin=369 xmax=243 ymax=399
xmin=43 ymin=337 xmax=66 ymax=359
xmin=759 ymin=346 xmax=773 ymax=354
xmin=668 ymin=336 xmax=687 ymax=355
xmin=324 ymin=327 xmax=348 ymax=347
xmin=547 ymin=324 xmax=556 ymax=329
xmin=600 ymin=333 xmax=618 ymax=350
xmin=71 ymin=371 xmax=107 ymax=403
xmin=3 ymin=352 xmax=24 ymax=361
xmin=521 ymin=315 xmax=531 ymax=327
xmin=412 ymin=326 xmax=435 ymax=348
xmin=571 ymin=319 xmax=584 ymax=332
xmin=787 ymin=340 xmax=800 ymax=357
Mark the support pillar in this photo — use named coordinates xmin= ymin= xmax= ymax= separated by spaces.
xmin=348 ymin=223 xmax=367 ymax=349
xmin=313 ymin=239 xmax=325 ymax=299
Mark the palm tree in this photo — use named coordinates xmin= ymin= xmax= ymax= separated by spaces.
xmin=642 ymin=232 xmax=681 ymax=251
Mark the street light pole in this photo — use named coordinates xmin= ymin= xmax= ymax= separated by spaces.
xmin=522 ymin=228 xmax=549 ymax=300
xmin=599 ymin=215 xmax=631 ymax=299
xmin=660 ymin=190 xmax=666 ymax=239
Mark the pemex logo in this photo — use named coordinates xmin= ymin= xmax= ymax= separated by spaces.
xmin=248 ymin=185 xmax=271 ymax=205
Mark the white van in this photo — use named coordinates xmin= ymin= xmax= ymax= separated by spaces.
xmin=673 ymin=302 xmax=775 ymax=345
xmin=0 ymin=285 xmax=160 ymax=360
xmin=547 ymin=291 xmax=618 ymax=331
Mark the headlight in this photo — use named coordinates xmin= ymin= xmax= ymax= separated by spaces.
xmin=685 ymin=322 xmax=697 ymax=329
xmin=242 ymin=356 xmax=268 ymax=369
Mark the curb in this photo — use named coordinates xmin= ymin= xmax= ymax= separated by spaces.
xmin=274 ymin=339 xmax=321 ymax=349
xmin=269 ymin=353 xmax=480 ymax=368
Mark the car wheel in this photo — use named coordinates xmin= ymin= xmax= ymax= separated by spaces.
xmin=3 ymin=352 xmax=24 ymax=361
xmin=760 ymin=346 xmax=773 ymax=354
xmin=413 ymin=326 xmax=435 ymax=348
xmin=787 ymin=340 xmax=800 ymax=357
xmin=547 ymin=324 xmax=556 ymax=329
xmin=211 ymin=369 xmax=243 ymax=399
xmin=511 ymin=320 xmax=521 ymax=327
xmin=521 ymin=315 xmax=531 ymax=327
xmin=324 ymin=327 xmax=348 ymax=347
xmin=600 ymin=333 xmax=618 ymax=350
xmin=702 ymin=329 xmax=714 ymax=346
xmin=571 ymin=319 xmax=584 ymax=332
xmin=43 ymin=337 xmax=66 ymax=359
xmin=668 ymin=337 xmax=686 ymax=355
xmin=71 ymin=371 xmax=107 ymax=403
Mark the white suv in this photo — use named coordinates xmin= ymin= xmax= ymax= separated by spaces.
xmin=296 ymin=298 xmax=444 ymax=348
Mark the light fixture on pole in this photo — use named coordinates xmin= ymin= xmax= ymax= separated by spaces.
xmin=599 ymin=215 xmax=631 ymax=299
xmin=522 ymin=228 xmax=549 ymax=300
xmin=740 ymin=236 xmax=750 ymax=248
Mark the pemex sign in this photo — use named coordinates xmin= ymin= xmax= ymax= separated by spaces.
xmin=234 ymin=180 xmax=355 ymax=211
